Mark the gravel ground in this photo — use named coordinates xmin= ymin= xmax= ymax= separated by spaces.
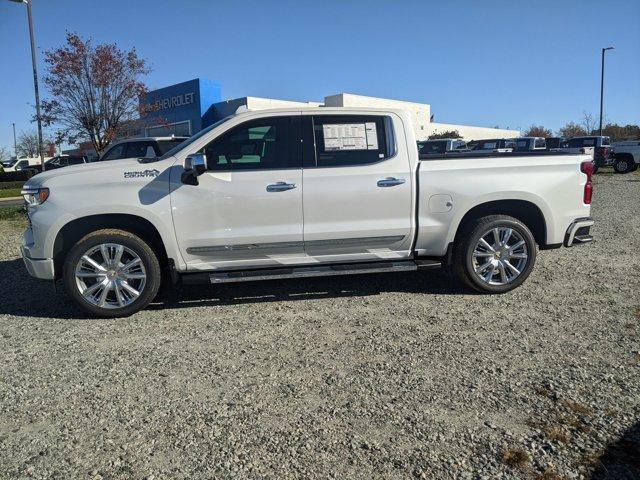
xmin=0 ymin=172 xmax=638 ymax=480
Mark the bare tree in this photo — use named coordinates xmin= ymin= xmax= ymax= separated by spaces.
xmin=16 ymin=130 xmax=40 ymax=157
xmin=40 ymin=33 xmax=149 ymax=156
xmin=581 ymin=112 xmax=597 ymax=135
xmin=0 ymin=146 xmax=10 ymax=163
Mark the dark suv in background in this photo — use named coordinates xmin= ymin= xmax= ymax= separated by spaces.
xmin=97 ymin=136 xmax=188 ymax=162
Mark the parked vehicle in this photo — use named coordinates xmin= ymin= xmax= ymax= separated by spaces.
xmin=417 ymin=138 xmax=467 ymax=155
xmin=468 ymin=139 xmax=514 ymax=153
xmin=45 ymin=155 xmax=89 ymax=170
xmin=1 ymin=157 xmax=44 ymax=173
xmin=566 ymin=136 xmax=612 ymax=171
xmin=507 ymin=137 xmax=547 ymax=152
xmin=545 ymin=137 xmax=568 ymax=150
xmin=611 ymin=140 xmax=640 ymax=173
xmin=20 ymin=108 xmax=594 ymax=317
xmin=96 ymin=136 xmax=188 ymax=162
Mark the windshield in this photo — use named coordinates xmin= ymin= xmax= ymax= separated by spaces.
xmin=156 ymin=139 xmax=186 ymax=155
xmin=158 ymin=117 xmax=233 ymax=160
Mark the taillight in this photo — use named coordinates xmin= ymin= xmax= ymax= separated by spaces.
xmin=581 ymin=161 xmax=593 ymax=204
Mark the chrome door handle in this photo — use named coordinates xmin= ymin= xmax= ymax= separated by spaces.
xmin=266 ymin=181 xmax=297 ymax=192
xmin=377 ymin=177 xmax=406 ymax=187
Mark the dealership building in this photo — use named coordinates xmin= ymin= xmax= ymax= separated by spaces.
xmin=135 ymin=78 xmax=518 ymax=141
xmin=68 ymin=77 xmax=518 ymax=157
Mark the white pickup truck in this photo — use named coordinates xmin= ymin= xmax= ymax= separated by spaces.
xmin=20 ymin=108 xmax=595 ymax=317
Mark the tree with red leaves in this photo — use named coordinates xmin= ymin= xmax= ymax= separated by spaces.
xmin=41 ymin=33 xmax=149 ymax=156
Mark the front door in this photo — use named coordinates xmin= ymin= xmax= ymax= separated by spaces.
xmin=302 ymin=114 xmax=414 ymax=262
xmin=171 ymin=115 xmax=305 ymax=270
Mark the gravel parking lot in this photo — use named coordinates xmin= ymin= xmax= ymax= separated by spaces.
xmin=0 ymin=173 xmax=638 ymax=480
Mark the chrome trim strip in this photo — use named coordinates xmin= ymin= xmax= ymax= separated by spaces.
xmin=187 ymin=235 xmax=406 ymax=256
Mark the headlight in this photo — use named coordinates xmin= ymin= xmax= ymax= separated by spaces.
xmin=21 ymin=187 xmax=50 ymax=206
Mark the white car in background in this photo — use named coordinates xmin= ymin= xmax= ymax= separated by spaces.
xmin=1 ymin=157 xmax=46 ymax=173
xmin=611 ymin=140 xmax=640 ymax=173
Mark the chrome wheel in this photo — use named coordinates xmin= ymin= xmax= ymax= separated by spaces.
xmin=472 ymin=227 xmax=528 ymax=286
xmin=74 ymin=243 xmax=147 ymax=309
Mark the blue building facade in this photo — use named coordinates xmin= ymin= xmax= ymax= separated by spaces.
xmin=139 ymin=78 xmax=222 ymax=137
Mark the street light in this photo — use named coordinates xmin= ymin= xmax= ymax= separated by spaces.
xmin=599 ymin=46 xmax=614 ymax=136
xmin=9 ymin=0 xmax=46 ymax=171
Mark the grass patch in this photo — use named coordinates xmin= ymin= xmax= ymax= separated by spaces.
xmin=0 ymin=188 xmax=21 ymax=198
xmin=544 ymin=426 xmax=571 ymax=444
xmin=0 ymin=205 xmax=27 ymax=223
xmin=561 ymin=399 xmax=593 ymax=416
xmin=500 ymin=447 xmax=530 ymax=470
xmin=0 ymin=181 xmax=24 ymax=190
xmin=532 ymin=468 xmax=567 ymax=480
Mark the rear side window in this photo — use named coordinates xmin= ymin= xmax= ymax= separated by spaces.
xmin=311 ymin=115 xmax=394 ymax=167
xmin=534 ymin=138 xmax=546 ymax=148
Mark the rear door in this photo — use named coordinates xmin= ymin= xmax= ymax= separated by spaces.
xmin=301 ymin=113 xmax=414 ymax=262
xmin=170 ymin=115 xmax=305 ymax=270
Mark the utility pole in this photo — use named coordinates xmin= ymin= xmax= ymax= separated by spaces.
xmin=9 ymin=0 xmax=46 ymax=170
xmin=12 ymin=123 xmax=18 ymax=158
xmin=599 ymin=46 xmax=614 ymax=136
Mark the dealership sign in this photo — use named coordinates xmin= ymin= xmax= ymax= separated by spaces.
xmin=148 ymin=92 xmax=196 ymax=112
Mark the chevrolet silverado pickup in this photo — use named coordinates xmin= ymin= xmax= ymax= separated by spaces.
xmin=20 ymin=108 xmax=595 ymax=317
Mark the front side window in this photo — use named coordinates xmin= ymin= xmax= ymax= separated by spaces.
xmin=534 ymin=138 xmax=546 ymax=148
xmin=201 ymin=116 xmax=295 ymax=171
xmin=312 ymin=115 xmax=393 ymax=167
xmin=101 ymin=144 xmax=126 ymax=161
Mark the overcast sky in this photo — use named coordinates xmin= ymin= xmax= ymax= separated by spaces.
xmin=1 ymin=0 xmax=638 ymax=150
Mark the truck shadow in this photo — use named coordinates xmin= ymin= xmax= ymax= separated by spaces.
xmin=591 ymin=421 xmax=640 ymax=479
xmin=0 ymin=258 xmax=468 ymax=319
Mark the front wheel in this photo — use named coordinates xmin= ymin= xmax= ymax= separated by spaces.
xmin=453 ymin=215 xmax=537 ymax=293
xmin=62 ymin=229 xmax=161 ymax=317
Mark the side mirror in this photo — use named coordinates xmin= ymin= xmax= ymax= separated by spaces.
xmin=182 ymin=153 xmax=207 ymax=185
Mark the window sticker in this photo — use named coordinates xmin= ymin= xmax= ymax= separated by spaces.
xmin=322 ymin=123 xmax=378 ymax=151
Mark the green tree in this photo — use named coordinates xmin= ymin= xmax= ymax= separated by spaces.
xmin=429 ymin=130 xmax=462 ymax=139
xmin=558 ymin=122 xmax=587 ymax=139
xmin=524 ymin=125 xmax=552 ymax=137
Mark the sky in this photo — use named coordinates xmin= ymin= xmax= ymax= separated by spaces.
xmin=0 ymin=0 xmax=638 ymax=151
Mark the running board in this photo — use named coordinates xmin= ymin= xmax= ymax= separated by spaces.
xmin=180 ymin=259 xmax=442 ymax=285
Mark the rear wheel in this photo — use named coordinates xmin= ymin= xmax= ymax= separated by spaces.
xmin=453 ymin=215 xmax=537 ymax=293
xmin=62 ymin=229 xmax=161 ymax=317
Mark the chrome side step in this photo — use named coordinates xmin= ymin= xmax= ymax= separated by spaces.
xmin=198 ymin=259 xmax=442 ymax=284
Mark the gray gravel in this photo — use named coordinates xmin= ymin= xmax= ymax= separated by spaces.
xmin=0 ymin=172 xmax=638 ymax=479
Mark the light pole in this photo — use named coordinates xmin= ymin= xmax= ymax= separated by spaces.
xmin=12 ymin=122 xmax=17 ymax=158
xmin=9 ymin=0 xmax=45 ymax=170
xmin=599 ymin=46 xmax=614 ymax=136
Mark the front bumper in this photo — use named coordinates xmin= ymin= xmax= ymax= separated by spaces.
xmin=20 ymin=245 xmax=55 ymax=280
xmin=564 ymin=217 xmax=594 ymax=247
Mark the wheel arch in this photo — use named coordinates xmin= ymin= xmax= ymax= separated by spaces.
xmin=53 ymin=214 xmax=170 ymax=280
xmin=454 ymin=199 xmax=548 ymax=247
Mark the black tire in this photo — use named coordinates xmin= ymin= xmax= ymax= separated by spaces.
xmin=62 ymin=229 xmax=161 ymax=318
xmin=613 ymin=155 xmax=634 ymax=174
xmin=453 ymin=215 xmax=537 ymax=294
